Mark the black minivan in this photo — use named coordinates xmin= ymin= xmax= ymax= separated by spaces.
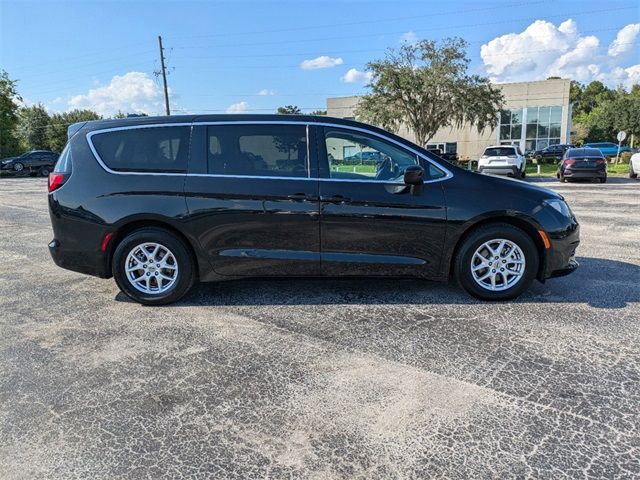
xmin=48 ymin=115 xmax=579 ymax=305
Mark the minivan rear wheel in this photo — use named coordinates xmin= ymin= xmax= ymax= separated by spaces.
xmin=454 ymin=224 xmax=538 ymax=301
xmin=112 ymin=228 xmax=195 ymax=305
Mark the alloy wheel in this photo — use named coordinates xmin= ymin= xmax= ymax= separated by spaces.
xmin=125 ymin=242 xmax=179 ymax=294
xmin=470 ymin=238 xmax=526 ymax=291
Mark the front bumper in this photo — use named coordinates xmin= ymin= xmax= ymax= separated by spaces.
xmin=543 ymin=222 xmax=580 ymax=280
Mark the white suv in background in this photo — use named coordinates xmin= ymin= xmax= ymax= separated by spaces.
xmin=629 ymin=152 xmax=640 ymax=179
xmin=478 ymin=145 xmax=526 ymax=178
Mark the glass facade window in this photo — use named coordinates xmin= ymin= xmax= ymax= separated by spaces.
xmin=524 ymin=105 xmax=562 ymax=152
xmin=498 ymin=108 xmax=523 ymax=143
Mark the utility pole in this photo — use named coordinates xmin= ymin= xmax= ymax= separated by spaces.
xmin=158 ymin=35 xmax=170 ymax=115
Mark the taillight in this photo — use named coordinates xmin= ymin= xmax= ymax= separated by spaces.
xmin=563 ymin=159 xmax=576 ymax=165
xmin=596 ymin=159 xmax=607 ymax=165
xmin=48 ymin=173 xmax=67 ymax=192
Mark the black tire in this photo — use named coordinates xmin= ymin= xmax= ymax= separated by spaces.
xmin=599 ymin=176 xmax=607 ymax=183
xmin=112 ymin=228 xmax=196 ymax=305
xmin=38 ymin=166 xmax=51 ymax=177
xmin=520 ymin=168 xmax=526 ymax=179
xmin=13 ymin=162 xmax=24 ymax=173
xmin=454 ymin=223 xmax=539 ymax=301
xmin=629 ymin=164 xmax=637 ymax=179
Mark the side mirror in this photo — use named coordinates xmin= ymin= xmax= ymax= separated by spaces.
xmin=404 ymin=165 xmax=425 ymax=185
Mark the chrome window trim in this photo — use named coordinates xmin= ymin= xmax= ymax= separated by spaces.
xmin=85 ymin=120 xmax=454 ymax=184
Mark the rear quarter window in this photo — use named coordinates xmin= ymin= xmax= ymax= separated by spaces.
xmin=54 ymin=145 xmax=71 ymax=173
xmin=91 ymin=126 xmax=191 ymax=173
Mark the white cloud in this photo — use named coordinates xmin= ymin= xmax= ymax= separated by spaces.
xmin=226 ymin=101 xmax=249 ymax=113
xmin=341 ymin=68 xmax=373 ymax=84
xmin=400 ymin=30 xmax=418 ymax=44
xmin=480 ymin=20 xmax=640 ymax=88
xmin=608 ymin=23 xmax=640 ymax=57
xmin=257 ymin=89 xmax=276 ymax=96
xmin=68 ymin=72 xmax=165 ymax=116
xmin=300 ymin=55 xmax=344 ymax=70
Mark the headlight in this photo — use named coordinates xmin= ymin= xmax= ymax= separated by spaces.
xmin=544 ymin=199 xmax=572 ymax=217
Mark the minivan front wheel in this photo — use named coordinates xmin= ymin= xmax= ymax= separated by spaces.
xmin=112 ymin=228 xmax=195 ymax=305
xmin=454 ymin=224 xmax=538 ymax=301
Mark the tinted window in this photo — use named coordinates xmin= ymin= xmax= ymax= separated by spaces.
xmin=484 ymin=147 xmax=516 ymax=157
xmin=92 ymin=126 xmax=190 ymax=172
xmin=324 ymin=128 xmax=443 ymax=181
xmin=54 ymin=145 xmax=71 ymax=173
xmin=567 ymin=148 xmax=604 ymax=158
xmin=207 ymin=124 xmax=307 ymax=177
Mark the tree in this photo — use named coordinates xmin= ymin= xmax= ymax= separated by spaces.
xmin=355 ymin=38 xmax=503 ymax=146
xmin=17 ymin=103 xmax=50 ymax=150
xmin=575 ymin=81 xmax=613 ymax=116
xmin=308 ymin=110 xmax=327 ymax=116
xmin=47 ymin=109 xmax=101 ymax=152
xmin=569 ymin=80 xmax=582 ymax=106
xmin=0 ymin=70 xmax=22 ymax=157
xmin=276 ymin=105 xmax=302 ymax=114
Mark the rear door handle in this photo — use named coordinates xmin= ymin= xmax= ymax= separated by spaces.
xmin=287 ymin=193 xmax=318 ymax=201
xmin=320 ymin=195 xmax=351 ymax=203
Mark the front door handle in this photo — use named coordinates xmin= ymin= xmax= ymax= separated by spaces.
xmin=320 ymin=195 xmax=351 ymax=203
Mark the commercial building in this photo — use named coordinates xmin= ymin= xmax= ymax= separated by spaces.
xmin=326 ymin=78 xmax=572 ymax=160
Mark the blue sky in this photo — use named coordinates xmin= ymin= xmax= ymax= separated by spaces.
xmin=1 ymin=0 xmax=638 ymax=117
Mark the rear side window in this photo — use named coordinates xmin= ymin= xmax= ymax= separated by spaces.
xmin=54 ymin=145 xmax=71 ymax=173
xmin=91 ymin=126 xmax=191 ymax=173
xmin=484 ymin=147 xmax=516 ymax=156
xmin=207 ymin=124 xmax=308 ymax=177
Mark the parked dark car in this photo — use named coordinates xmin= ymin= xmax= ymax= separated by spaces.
xmin=48 ymin=115 xmax=579 ymax=305
xmin=426 ymin=147 xmax=458 ymax=163
xmin=1 ymin=150 xmax=59 ymax=176
xmin=344 ymin=151 xmax=387 ymax=163
xmin=531 ymin=144 xmax=574 ymax=162
xmin=557 ymin=148 xmax=608 ymax=183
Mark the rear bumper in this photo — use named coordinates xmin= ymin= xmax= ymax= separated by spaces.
xmin=479 ymin=165 xmax=520 ymax=176
xmin=563 ymin=169 xmax=606 ymax=178
xmin=48 ymin=238 xmax=110 ymax=278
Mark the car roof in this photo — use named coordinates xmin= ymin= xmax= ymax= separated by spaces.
xmin=77 ymin=114 xmax=370 ymax=131
xmin=74 ymin=114 xmax=443 ymax=160
xmin=484 ymin=145 xmax=516 ymax=149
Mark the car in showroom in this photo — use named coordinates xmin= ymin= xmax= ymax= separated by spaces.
xmin=629 ymin=152 xmax=640 ymax=179
xmin=583 ymin=142 xmax=635 ymax=157
xmin=530 ymin=144 xmax=574 ymax=163
xmin=557 ymin=147 xmax=608 ymax=183
xmin=47 ymin=115 xmax=579 ymax=305
xmin=1 ymin=150 xmax=59 ymax=176
xmin=478 ymin=145 xmax=527 ymax=178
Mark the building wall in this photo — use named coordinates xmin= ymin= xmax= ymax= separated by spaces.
xmin=326 ymin=79 xmax=572 ymax=160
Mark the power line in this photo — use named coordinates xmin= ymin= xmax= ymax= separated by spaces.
xmin=166 ymin=0 xmax=550 ymax=40
xmin=170 ymin=6 xmax=635 ymax=50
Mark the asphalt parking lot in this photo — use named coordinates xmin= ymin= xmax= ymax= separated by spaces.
xmin=1 ymin=176 xmax=639 ymax=479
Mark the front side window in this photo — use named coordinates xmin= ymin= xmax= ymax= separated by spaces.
xmin=92 ymin=126 xmax=190 ymax=172
xmin=207 ymin=124 xmax=308 ymax=178
xmin=324 ymin=128 xmax=427 ymax=182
